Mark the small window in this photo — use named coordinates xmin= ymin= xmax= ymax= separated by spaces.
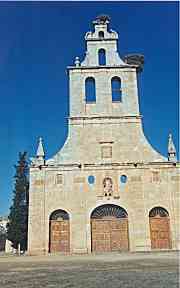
xmin=99 ymin=31 xmax=104 ymax=39
xmin=111 ymin=77 xmax=122 ymax=102
xmin=85 ymin=77 xmax=96 ymax=103
xmin=98 ymin=49 xmax=106 ymax=65
xmin=88 ymin=175 xmax=95 ymax=184
xmin=120 ymin=175 xmax=127 ymax=184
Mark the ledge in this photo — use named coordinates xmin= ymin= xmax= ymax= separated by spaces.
xmin=30 ymin=161 xmax=179 ymax=170
xmin=67 ymin=65 xmax=138 ymax=71
xmin=69 ymin=115 xmax=142 ymax=121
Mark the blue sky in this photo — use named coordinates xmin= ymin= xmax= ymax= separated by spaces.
xmin=0 ymin=2 xmax=178 ymax=216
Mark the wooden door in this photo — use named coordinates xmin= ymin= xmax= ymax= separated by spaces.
xmin=50 ymin=220 xmax=70 ymax=253
xmin=91 ymin=220 xmax=111 ymax=252
xmin=91 ymin=218 xmax=129 ymax=252
xmin=150 ymin=215 xmax=171 ymax=249
xmin=111 ymin=219 xmax=129 ymax=251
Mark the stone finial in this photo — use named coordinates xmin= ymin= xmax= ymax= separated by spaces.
xmin=34 ymin=137 xmax=45 ymax=166
xmin=74 ymin=57 xmax=80 ymax=67
xmin=30 ymin=137 xmax=45 ymax=166
xmin=168 ymin=133 xmax=177 ymax=162
xmin=37 ymin=137 xmax=45 ymax=158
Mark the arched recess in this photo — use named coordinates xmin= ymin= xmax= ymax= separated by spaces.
xmin=91 ymin=204 xmax=129 ymax=252
xmin=49 ymin=209 xmax=70 ymax=253
xmin=99 ymin=31 xmax=104 ymax=39
xmin=98 ymin=48 xmax=106 ymax=65
xmin=149 ymin=206 xmax=171 ymax=250
xmin=85 ymin=77 xmax=96 ymax=103
xmin=111 ymin=76 xmax=122 ymax=102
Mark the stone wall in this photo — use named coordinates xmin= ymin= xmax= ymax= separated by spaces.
xmin=28 ymin=163 xmax=180 ymax=254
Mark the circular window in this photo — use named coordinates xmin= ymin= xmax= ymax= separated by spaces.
xmin=88 ymin=175 xmax=95 ymax=184
xmin=120 ymin=175 xmax=127 ymax=184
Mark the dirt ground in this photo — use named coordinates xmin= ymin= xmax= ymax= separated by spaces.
xmin=0 ymin=251 xmax=179 ymax=288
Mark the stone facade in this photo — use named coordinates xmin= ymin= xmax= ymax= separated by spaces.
xmin=28 ymin=16 xmax=179 ymax=255
xmin=0 ymin=217 xmax=13 ymax=253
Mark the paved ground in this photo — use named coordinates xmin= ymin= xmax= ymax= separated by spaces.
xmin=0 ymin=251 xmax=179 ymax=288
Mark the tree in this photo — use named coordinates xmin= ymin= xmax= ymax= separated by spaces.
xmin=7 ymin=152 xmax=29 ymax=251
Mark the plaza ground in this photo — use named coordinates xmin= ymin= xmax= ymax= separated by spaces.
xmin=0 ymin=251 xmax=179 ymax=288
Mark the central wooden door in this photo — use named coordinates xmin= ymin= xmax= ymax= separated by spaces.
xmin=91 ymin=205 xmax=129 ymax=253
xmin=111 ymin=218 xmax=129 ymax=251
xmin=91 ymin=218 xmax=129 ymax=252
xmin=91 ymin=219 xmax=111 ymax=252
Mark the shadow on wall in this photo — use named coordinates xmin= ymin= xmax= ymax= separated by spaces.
xmin=0 ymin=234 xmax=6 ymax=251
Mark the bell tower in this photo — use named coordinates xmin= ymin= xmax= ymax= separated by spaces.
xmin=49 ymin=15 xmax=165 ymax=164
xmin=68 ymin=15 xmax=141 ymax=118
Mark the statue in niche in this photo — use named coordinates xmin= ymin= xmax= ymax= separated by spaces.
xmin=103 ymin=177 xmax=113 ymax=197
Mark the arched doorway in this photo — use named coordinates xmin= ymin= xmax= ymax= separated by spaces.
xmin=149 ymin=207 xmax=171 ymax=249
xmin=49 ymin=209 xmax=70 ymax=253
xmin=91 ymin=204 xmax=129 ymax=252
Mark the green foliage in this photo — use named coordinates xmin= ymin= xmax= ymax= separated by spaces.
xmin=7 ymin=152 xmax=29 ymax=251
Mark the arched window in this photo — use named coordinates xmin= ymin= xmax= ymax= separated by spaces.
xmin=99 ymin=31 xmax=104 ymax=39
xmin=91 ymin=204 xmax=128 ymax=219
xmin=50 ymin=209 xmax=69 ymax=220
xmin=98 ymin=49 xmax=106 ymax=65
xmin=111 ymin=77 xmax=122 ymax=102
xmin=149 ymin=207 xmax=169 ymax=218
xmin=85 ymin=77 xmax=96 ymax=103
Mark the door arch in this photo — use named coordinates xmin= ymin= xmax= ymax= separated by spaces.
xmin=91 ymin=204 xmax=129 ymax=252
xmin=49 ymin=209 xmax=70 ymax=253
xmin=149 ymin=206 xmax=171 ymax=249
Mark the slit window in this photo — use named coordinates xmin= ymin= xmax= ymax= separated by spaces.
xmin=85 ymin=77 xmax=96 ymax=103
xmin=111 ymin=77 xmax=122 ymax=102
xmin=56 ymin=174 xmax=63 ymax=185
xmin=99 ymin=31 xmax=104 ymax=39
xmin=98 ymin=49 xmax=106 ymax=65
xmin=152 ymin=171 xmax=160 ymax=183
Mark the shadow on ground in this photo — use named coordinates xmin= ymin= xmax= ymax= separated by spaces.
xmin=0 ymin=251 xmax=179 ymax=288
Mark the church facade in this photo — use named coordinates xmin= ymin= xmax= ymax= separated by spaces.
xmin=28 ymin=16 xmax=179 ymax=255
